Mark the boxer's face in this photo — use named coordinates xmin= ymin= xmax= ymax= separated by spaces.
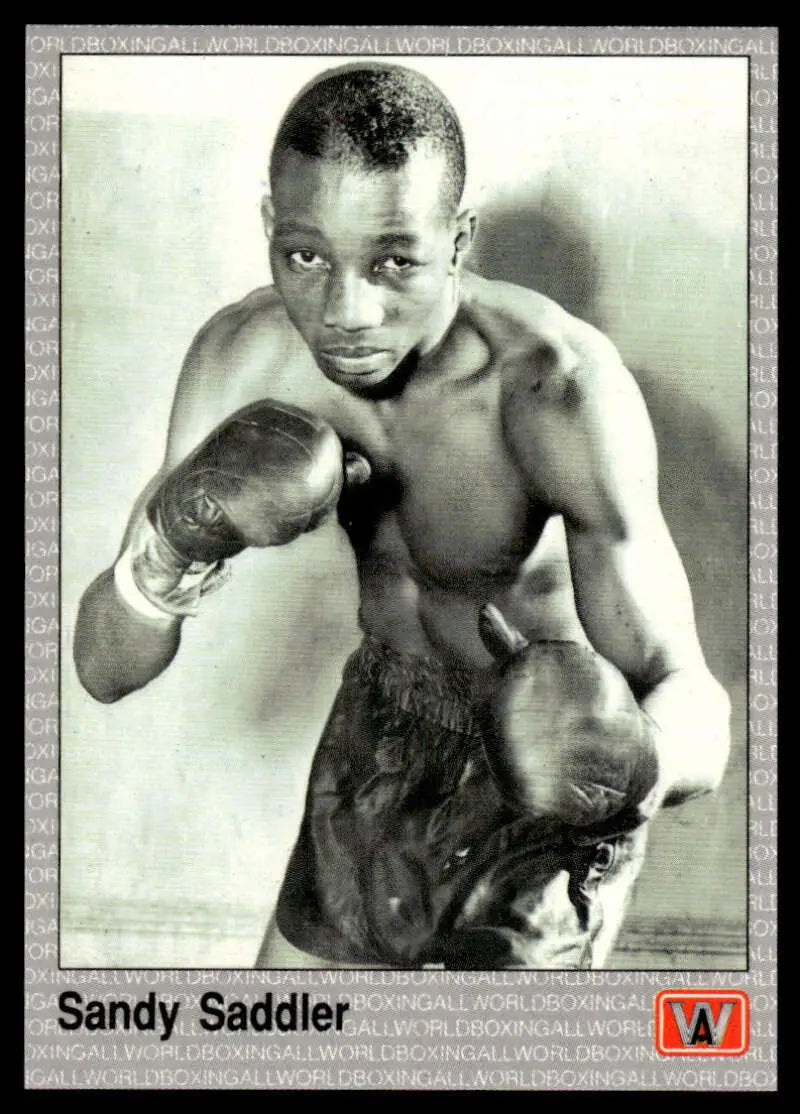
xmin=266 ymin=147 xmax=473 ymax=393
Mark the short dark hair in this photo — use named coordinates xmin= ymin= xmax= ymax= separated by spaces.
xmin=270 ymin=63 xmax=466 ymax=212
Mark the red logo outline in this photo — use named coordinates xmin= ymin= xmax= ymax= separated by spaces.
xmin=655 ymin=990 xmax=750 ymax=1056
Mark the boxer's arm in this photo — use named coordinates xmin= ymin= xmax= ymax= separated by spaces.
xmin=73 ymin=328 xmax=225 ymax=702
xmin=74 ymin=303 xmax=293 ymax=703
xmin=504 ymin=331 xmax=731 ymax=809
xmin=73 ymin=566 xmax=182 ymax=703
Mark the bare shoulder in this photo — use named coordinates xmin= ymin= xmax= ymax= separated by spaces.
xmin=165 ymin=287 xmax=309 ymax=467
xmin=470 ymin=275 xmax=657 ymax=518
xmin=465 ymin=273 xmax=626 ymax=402
xmin=184 ymin=286 xmax=304 ymax=381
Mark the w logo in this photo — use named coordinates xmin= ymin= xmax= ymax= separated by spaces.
xmin=655 ymin=991 xmax=749 ymax=1056
xmin=670 ymin=1000 xmax=735 ymax=1046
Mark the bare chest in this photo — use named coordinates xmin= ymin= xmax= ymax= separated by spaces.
xmin=330 ymin=376 xmax=548 ymax=589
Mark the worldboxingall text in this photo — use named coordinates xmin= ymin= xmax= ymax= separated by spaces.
xmin=24 ymin=1069 xmax=778 ymax=1090
xmin=28 ymin=31 xmax=776 ymax=54
xmin=44 ymin=969 xmax=736 ymax=986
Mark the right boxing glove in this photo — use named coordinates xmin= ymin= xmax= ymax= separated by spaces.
xmin=478 ymin=604 xmax=660 ymax=830
xmin=116 ymin=400 xmax=352 ymax=618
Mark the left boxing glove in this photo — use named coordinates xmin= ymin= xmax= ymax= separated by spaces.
xmin=149 ymin=399 xmax=344 ymax=559
xmin=116 ymin=400 xmax=347 ymax=618
xmin=478 ymin=604 xmax=659 ymax=829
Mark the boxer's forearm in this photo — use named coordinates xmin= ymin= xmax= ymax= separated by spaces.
xmin=640 ymin=666 xmax=731 ymax=809
xmin=73 ymin=568 xmax=182 ymax=703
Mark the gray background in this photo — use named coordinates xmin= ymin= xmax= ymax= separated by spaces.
xmin=25 ymin=25 xmax=777 ymax=1092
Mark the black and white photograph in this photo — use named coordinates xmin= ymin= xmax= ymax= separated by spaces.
xmin=60 ymin=53 xmax=748 ymax=973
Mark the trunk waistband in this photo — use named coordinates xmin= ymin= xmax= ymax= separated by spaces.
xmin=345 ymin=636 xmax=484 ymax=737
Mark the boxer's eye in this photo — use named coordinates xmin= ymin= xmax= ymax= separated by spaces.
xmin=377 ymin=255 xmax=416 ymax=274
xmin=286 ymin=249 xmax=329 ymax=273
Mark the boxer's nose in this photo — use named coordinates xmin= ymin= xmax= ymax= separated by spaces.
xmin=323 ymin=271 xmax=384 ymax=332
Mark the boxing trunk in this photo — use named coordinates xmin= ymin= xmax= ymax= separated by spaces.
xmin=273 ymin=636 xmax=651 ymax=970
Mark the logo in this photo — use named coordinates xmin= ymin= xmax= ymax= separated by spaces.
xmin=655 ymin=990 xmax=750 ymax=1056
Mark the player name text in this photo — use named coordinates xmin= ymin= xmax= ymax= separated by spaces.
xmin=57 ymin=990 xmax=351 ymax=1041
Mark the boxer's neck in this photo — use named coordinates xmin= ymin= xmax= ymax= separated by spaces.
xmin=415 ymin=271 xmax=462 ymax=364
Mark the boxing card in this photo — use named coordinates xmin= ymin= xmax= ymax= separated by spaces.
xmin=25 ymin=25 xmax=777 ymax=1093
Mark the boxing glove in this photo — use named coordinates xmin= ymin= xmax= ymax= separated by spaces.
xmin=118 ymin=400 xmax=362 ymax=618
xmin=478 ymin=604 xmax=659 ymax=829
xmin=149 ymin=399 xmax=345 ymax=560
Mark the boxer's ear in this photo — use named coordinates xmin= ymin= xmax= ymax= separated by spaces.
xmin=451 ymin=208 xmax=477 ymax=270
xmin=261 ymin=196 xmax=275 ymax=240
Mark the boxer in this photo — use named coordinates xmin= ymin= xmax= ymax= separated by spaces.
xmin=74 ymin=63 xmax=731 ymax=968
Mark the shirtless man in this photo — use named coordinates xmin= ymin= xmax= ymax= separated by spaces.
xmin=73 ymin=63 xmax=731 ymax=970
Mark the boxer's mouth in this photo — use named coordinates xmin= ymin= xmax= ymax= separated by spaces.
xmin=322 ymin=346 xmax=386 ymax=357
xmin=319 ymin=348 xmax=392 ymax=373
